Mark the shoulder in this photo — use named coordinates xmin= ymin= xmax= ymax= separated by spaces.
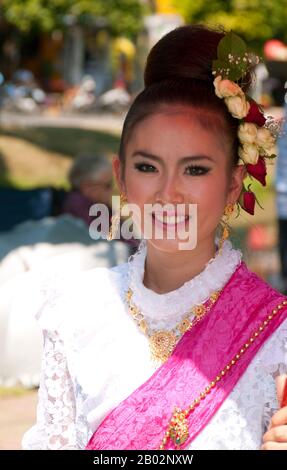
xmin=233 ymin=261 xmax=286 ymax=304
xmin=228 ymin=262 xmax=287 ymax=340
xmin=223 ymin=263 xmax=287 ymax=385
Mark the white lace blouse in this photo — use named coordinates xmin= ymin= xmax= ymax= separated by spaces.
xmin=22 ymin=240 xmax=287 ymax=450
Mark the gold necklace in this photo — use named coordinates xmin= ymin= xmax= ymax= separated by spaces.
xmin=125 ymin=287 xmax=222 ymax=365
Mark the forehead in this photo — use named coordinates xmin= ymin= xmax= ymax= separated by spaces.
xmin=127 ymin=108 xmax=228 ymax=158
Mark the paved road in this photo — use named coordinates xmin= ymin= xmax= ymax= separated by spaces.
xmin=0 ymin=107 xmax=283 ymax=135
xmin=0 ymin=391 xmax=38 ymax=450
xmin=0 ymin=111 xmax=124 ymax=135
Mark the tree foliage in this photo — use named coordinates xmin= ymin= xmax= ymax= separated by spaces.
xmin=1 ymin=0 xmax=147 ymax=38
xmin=174 ymin=0 xmax=287 ymax=51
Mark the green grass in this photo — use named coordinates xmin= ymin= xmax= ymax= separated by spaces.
xmin=0 ymin=174 xmax=69 ymax=190
xmin=0 ymin=127 xmax=121 ymax=189
xmin=0 ymin=127 xmax=120 ymax=159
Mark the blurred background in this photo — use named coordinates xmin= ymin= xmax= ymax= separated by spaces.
xmin=0 ymin=0 xmax=287 ymax=449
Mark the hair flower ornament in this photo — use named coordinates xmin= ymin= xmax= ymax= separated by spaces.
xmin=212 ymin=31 xmax=282 ymax=215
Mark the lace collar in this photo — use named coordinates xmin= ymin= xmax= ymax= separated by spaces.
xmin=127 ymin=239 xmax=242 ymax=330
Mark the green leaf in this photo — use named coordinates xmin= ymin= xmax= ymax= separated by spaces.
xmin=212 ymin=58 xmax=248 ymax=81
xmin=217 ymin=31 xmax=247 ymax=61
xmin=227 ymin=64 xmax=248 ymax=81
xmin=213 ymin=31 xmax=249 ymax=80
xmin=212 ymin=58 xmax=230 ymax=75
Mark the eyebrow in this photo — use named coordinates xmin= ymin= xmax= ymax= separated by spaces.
xmin=131 ymin=150 xmax=214 ymax=164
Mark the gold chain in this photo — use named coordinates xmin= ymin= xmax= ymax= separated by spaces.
xmin=158 ymin=298 xmax=287 ymax=450
xmin=125 ymin=287 xmax=222 ymax=365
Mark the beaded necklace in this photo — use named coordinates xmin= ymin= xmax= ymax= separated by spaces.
xmin=125 ymin=287 xmax=222 ymax=365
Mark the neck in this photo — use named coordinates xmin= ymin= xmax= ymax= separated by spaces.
xmin=143 ymin=238 xmax=218 ymax=294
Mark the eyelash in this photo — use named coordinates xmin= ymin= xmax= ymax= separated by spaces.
xmin=134 ymin=163 xmax=210 ymax=176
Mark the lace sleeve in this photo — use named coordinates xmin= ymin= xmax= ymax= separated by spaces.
xmin=260 ymin=318 xmax=287 ymax=435
xmin=22 ymin=329 xmax=77 ymax=450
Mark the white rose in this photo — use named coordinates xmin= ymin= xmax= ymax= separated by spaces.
xmin=238 ymin=143 xmax=259 ymax=165
xmin=238 ymin=123 xmax=258 ymax=144
xmin=214 ymin=76 xmax=243 ymax=98
xmin=256 ymin=127 xmax=276 ymax=152
xmin=224 ymin=94 xmax=250 ymax=119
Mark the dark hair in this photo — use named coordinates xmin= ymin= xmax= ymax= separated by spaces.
xmin=119 ymin=24 xmax=252 ymax=175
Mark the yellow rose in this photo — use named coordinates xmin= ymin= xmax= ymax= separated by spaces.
xmin=225 ymin=95 xmax=250 ymax=119
xmin=238 ymin=123 xmax=258 ymax=144
xmin=238 ymin=143 xmax=259 ymax=165
xmin=214 ymin=76 xmax=243 ymax=98
xmin=256 ymin=128 xmax=276 ymax=152
xmin=263 ymin=144 xmax=277 ymax=157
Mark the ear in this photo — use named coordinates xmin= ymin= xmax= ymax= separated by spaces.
xmin=228 ymin=164 xmax=247 ymax=205
xmin=112 ymin=155 xmax=126 ymax=194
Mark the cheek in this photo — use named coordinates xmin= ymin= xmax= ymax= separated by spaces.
xmin=186 ymin=175 xmax=227 ymax=204
xmin=189 ymin=176 xmax=228 ymax=228
xmin=124 ymin=170 xmax=151 ymax=206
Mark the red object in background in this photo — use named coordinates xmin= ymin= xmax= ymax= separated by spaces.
xmin=281 ymin=378 xmax=287 ymax=407
xmin=48 ymin=78 xmax=67 ymax=93
xmin=114 ymin=77 xmax=127 ymax=89
xmin=263 ymin=39 xmax=287 ymax=60
xmin=247 ymin=225 xmax=270 ymax=251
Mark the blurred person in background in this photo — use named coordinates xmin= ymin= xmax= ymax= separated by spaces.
xmin=61 ymin=154 xmax=139 ymax=254
xmin=275 ymin=102 xmax=287 ymax=295
xmin=61 ymin=154 xmax=113 ymax=226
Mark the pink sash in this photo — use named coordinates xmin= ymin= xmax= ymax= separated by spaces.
xmin=86 ymin=262 xmax=287 ymax=450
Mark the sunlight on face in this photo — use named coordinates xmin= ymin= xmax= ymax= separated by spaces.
xmin=121 ymin=107 xmax=241 ymax=253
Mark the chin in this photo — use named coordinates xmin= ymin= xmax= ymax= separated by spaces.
xmin=147 ymin=237 xmax=196 ymax=254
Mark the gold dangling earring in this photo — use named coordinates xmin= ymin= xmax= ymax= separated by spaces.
xmin=107 ymin=193 xmax=127 ymax=241
xmin=218 ymin=203 xmax=234 ymax=252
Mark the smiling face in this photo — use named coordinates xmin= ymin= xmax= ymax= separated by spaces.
xmin=113 ymin=106 xmax=245 ymax=253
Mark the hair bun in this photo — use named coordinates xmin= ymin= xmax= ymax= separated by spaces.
xmin=144 ymin=25 xmax=225 ymax=88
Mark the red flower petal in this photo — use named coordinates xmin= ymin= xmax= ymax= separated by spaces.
xmin=239 ymin=187 xmax=256 ymax=215
xmin=246 ymin=157 xmax=267 ymax=186
xmin=243 ymin=191 xmax=256 ymax=215
xmin=244 ymin=101 xmax=266 ymax=127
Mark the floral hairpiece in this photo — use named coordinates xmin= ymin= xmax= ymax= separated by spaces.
xmin=212 ymin=31 xmax=282 ymax=215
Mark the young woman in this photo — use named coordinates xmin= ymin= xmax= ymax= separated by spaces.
xmin=22 ymin=25 xmax=287 ymax=450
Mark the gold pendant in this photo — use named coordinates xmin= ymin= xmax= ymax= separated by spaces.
xmin=169 ymin=408 xmax=189 ymax=448
xmin=149 ymin=330 xmax=177 ymax=363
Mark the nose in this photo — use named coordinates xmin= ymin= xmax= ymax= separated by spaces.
xmin=154 ymin=171 xmax=184 ymax=205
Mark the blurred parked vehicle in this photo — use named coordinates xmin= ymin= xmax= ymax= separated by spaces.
xmin=62 ymin=75 xmax=97 ymax=112
xmin=0 ymin=69 xmax=46 ymax=114
xmin=62 ymin=75 xmax=131 ymax=114
xmin=95 ymin=86 xmax=131 ymax=113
